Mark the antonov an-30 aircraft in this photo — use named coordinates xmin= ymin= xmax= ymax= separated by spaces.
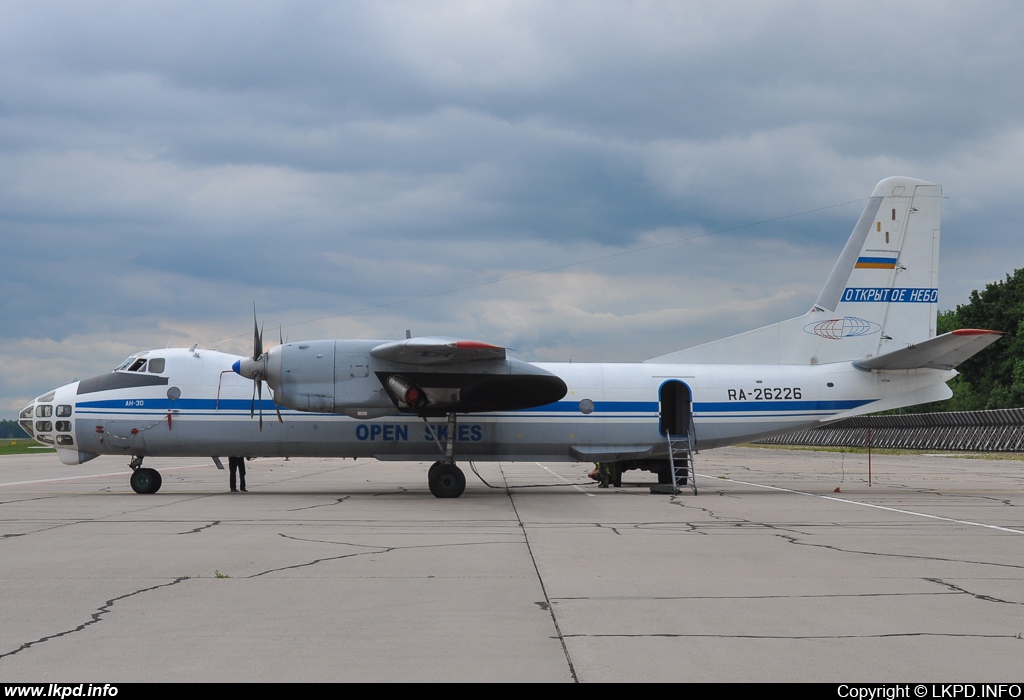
xmin=20 ymin=177 xmax=1000 ymax=497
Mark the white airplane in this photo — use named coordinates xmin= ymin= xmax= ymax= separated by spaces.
xmin=19 ymin=176 xmax=1000 ymax=497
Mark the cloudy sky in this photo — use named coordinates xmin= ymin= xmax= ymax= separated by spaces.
xmin=2 ymin=1 xmax=1023 ymax=417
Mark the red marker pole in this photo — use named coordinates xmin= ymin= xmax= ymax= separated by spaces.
xmin=867 ymin=415 xmax=872 ymax=487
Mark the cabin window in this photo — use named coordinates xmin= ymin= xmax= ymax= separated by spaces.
xmin=148 ymin=358 xmax=165 ymax=373
xmin=892 ymin=208 xmax=896 ymax=220
xmin=56 ymin=405 xmax=72 ymax=417
xmin=56 ymin=435 xmax=74 ymax=446
xmin=35 ymin=421 xmax=53 ymax=432
xmin=36 ymin=405 xmax=52 ymax=418
xmin=56 ymin=421 xmax=72 ymax=432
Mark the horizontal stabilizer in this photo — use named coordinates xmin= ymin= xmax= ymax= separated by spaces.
xmin=371 ymin=337 xmax=506 ymax=365
xmin=853 ymin=329 xmax=1002 ymax=371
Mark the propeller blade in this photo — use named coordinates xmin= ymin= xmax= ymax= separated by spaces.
xmin=267 ymin=384 xmax=285 ymax=425
xmin=243 ymin=307 xmax=276 ymax=431
xmin=252 ymin=306 xmax=263 ymax=360
xmin=257 ymin=380 xmax=263 ymax=431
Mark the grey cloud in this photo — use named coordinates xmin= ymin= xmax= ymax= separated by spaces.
xmin=3 ymin=1 xmax=1024 ymax=415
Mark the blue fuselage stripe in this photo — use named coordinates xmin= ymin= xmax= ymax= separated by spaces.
xmin=75 ymin=397 xmax=872 ymax=417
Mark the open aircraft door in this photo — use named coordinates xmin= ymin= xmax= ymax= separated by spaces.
xmin=659 ymin=380 xmax=693 ymax=439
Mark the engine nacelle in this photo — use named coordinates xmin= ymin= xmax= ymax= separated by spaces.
xmin=243 ymin=338 xmax=568 ymax=418
xmin=260 ymin=340 xmax=395 ymax=417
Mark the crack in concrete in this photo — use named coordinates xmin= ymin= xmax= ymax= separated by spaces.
xmin=286 ymin=497 xmax=349 ymax=512
xmin=248 ymin=537 xmax=518 ymax=577
xmin=924 ymin=577 xmax=1024 ymax=605
xmin=278 ymin=533 xmax=393 ymax=548
xmin=0 ymin=521 xmax=91 ymax=542
xmin=369 ymin=487 xmax=411 ymax=496
xmin=641 ymin=501 xmax=813 ymax=540
xmin=774 ymin=533 xmax=1024 ymax=570
xmin=178 ymin=520 xmax=221 ymax=535
xmin=595 ymin=524 xmax=622 ymax=536
xmin=0 ymin=577 xmax=189 ymax=662
xmin=0 ymin=496 xmax=58 ymax=506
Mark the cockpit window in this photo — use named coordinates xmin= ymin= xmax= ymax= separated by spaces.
xmin=115 ymin=353 xmax=146 ymax=371
xmin=56 ymin=405 xmax=72 ymax=417
xmin=148 ymin=358 xmax=165 ymax=373
xmin=36 ymin=405 xmax=52 ymax=418
xmin=127 ymin=359 xmax=148 ymax=372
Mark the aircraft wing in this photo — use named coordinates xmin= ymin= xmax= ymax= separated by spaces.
xmin=853 ymin=329 xmax=1002 ymax=371
xmin=370 ymin=337 xmax=506 ymax=365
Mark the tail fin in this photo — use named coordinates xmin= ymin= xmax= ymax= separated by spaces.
xmin=647 ymin=176 xmax=941 ymax=365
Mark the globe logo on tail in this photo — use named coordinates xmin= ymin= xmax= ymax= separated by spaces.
xmin=803 ymin=316 xmax=882 ymax=340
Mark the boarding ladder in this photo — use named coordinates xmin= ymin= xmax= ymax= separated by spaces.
xmin=666 ymin=418 xmax=698 ymax=495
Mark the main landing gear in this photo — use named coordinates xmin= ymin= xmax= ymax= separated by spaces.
xmin=128 ymin=456 xmax=162 ymax=494
xmin=423 ymin=413 xmax=467 ymax=498
xmin=428 ymin=461 xmax=466 ymax=498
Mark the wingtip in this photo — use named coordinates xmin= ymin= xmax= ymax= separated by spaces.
xmin=951 ymin=329 xmax=1003 ymax=336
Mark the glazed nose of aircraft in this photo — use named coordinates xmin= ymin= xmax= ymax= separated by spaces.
xmin=19 ymin=400 xmax=36 ymax=439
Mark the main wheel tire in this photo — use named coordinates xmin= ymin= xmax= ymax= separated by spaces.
xmin=428 ymin=462 xmax=466 ymax=498
xmin=427 ymin=461 xmax=444 ymax=486
xmin=130 ymin=468 xmax=159 ymax=494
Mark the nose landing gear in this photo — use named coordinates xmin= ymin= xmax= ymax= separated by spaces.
xmin=128 ymin=456 xmax=162 ymax=494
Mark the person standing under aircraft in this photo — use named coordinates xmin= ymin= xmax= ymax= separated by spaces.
xmin=229 ymin=456 xmax=247 ymax=492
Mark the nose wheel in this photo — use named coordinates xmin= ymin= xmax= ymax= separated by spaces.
xmin=128 ymin=457 xmax=163 ymax=494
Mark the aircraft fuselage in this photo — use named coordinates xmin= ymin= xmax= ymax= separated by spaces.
xmin=22 ymin=346 xmax=951 ymax=467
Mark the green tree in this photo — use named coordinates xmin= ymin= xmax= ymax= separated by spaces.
xmin=0 ymin=420 xmax=29 ymax=439
xmin=938 ymin=268 xmax=1024 ymax=410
